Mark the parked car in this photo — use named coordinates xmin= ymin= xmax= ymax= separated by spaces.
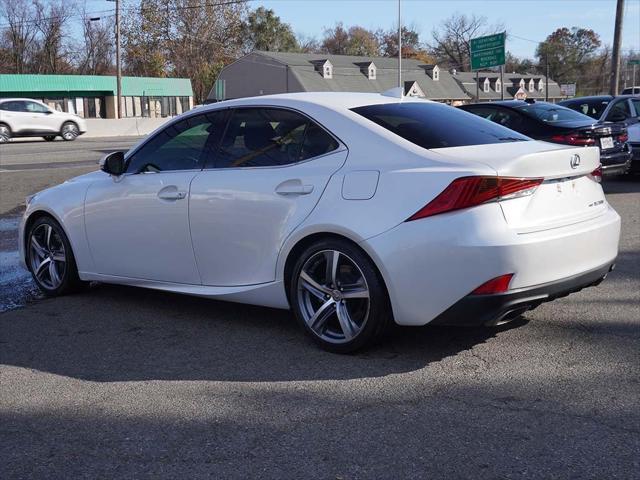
xmin=459 ymin=100 xmax=632 ymax=176
xmin=19 ymin=93 xmax=620 ymax=352
xmin=0 ymin=98 xmax=87 ymax=143
xmin=559 ymin=95 xmax=640 ymax=174
xmin=621 ymin=86 xmax=640 ymax=95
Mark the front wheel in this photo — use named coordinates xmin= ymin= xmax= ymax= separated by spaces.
xmin=60 ymin=122 xmax=79 ymax=141
xmin=0 ymin=124 xmax=11 ymax=143
xmin=27 ymin=216 xmax=88 ymax=296
xmin=289 ymin=238 xmax=392 ymax=353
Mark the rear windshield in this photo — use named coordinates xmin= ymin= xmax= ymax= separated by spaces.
xmin=514 ymin=103 xmax=593 ymax=124
xmin=351 ymin=102 xmax=529 ymax=149
xmin=561 ymin=99 xmax=610 ymax=119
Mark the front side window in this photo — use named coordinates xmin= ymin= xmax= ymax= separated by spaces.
xmin=24 ymin=101 xmax=50 ymax=113
xmin=215 ymin=108 xmax=339 ymax=169
xmin=352 ymin=102 xmax=530 ymax=150
xmin=606 ymin=100 xmax=631 ymax=121
xmin=126 ymin=111 xmax=227 ymax=173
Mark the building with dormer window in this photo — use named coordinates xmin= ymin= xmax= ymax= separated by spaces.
xmin=208 ymin=51 xmax=470 ymax=103
xmin=450 ymin=72 xmax=563 ymax=102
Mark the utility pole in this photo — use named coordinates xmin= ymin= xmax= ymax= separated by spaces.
xmin=500 ymin=65 xmax=504 ymax=101
xmin=116 ymin=0 xmax=122 ymax=118
xmin=610 ymin=0 xmax=624 ymax=95
xmin=397 ymin=0 xmax=402 ymax=90
xmin=545 ymin=51 xmax=549 ymax=102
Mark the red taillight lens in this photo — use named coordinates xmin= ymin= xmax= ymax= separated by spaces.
xmin=471 ymin=274 xmax=514 ymax=295
xmin=406 ymin=176 xmax=543 ymax=221
xmin=590 ymin=165 xmax=602 ymax=183
xmin=550 ymin=134 xmax=596 ymax=146
xmin=617 ymin=133 xmax=628 ymax=143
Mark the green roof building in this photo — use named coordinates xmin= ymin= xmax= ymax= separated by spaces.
xmin=0 ymin=74 xmax=194 ymax=119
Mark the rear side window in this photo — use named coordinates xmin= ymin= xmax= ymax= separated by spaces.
xmin=563 ymin=100 xmax=610 ymax=119
xmin=215 ymin=108 xmax=339 ymax=168
xmin=351 ymin=102 xmax=529 ymax=149
xmin=0 ymin=101 xmax=26 ymax=112
xmin=515 ymin=103 xmax=592 ymax=123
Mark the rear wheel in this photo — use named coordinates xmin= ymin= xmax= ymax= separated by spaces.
xmin=27 ymin=216 xmax=87 ymax=296
xmin=60 ymin=122 xmax=79 ymax=141
xmin=43 ymin=135 xmax=56 ymax=142
xmin=0 ymin=123 xmax=11 ymax=143
xmin=289 ymin=238 xmax=391 ymax=353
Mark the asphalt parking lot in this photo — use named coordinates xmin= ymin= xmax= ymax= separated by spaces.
xmin=1 ymin=138 xmax=639 ymax=479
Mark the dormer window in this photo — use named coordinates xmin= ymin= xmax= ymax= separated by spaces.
xmin=495 ymin=78 xmax=501 ymax=93
xmin=528 ymin=79 xmax=535 ymax=92
xmin=538 ymin=79 xmax=544 ymax=92
xmin=368 ymin=63 xmax=376 ymax=80
xmin=519 ymin=79 xmax=525 ymax=89
xmin=432 ymin=65 xmax=440 ymax=81
xmin=483 ymin=78 xmax=490 ymax=93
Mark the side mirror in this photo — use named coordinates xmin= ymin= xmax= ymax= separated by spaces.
xmin=100 ymin=151 xmax=126 ymax=176
xmin=44 ymin=110 xmax=54 ymax=115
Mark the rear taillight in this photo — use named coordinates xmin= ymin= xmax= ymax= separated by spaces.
xmin=590 ymin=165 xmax=602 ymax=183
xmin=406 ymin=176 xmax=543 ymax=221
xmin=471 ymin=274 xmax=514 ymax=295
xmin=550 ymin=134 xmax=596 ymax=146
xmin=617 ymin=133 xmax=628 ymax=143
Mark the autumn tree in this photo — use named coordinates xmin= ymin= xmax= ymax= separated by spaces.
xmin=377 ymin=25 xmax=421 ymax=58
xmin=536 ymin=27 xmax=601 ymax=84
xmin=243 ymin=7 xmax=297 ymax=53
xmin=430 ymin=14 xmax=504 ymax=71
xmin=321 ymin=23 xmax=350 ymax=55
xmin=31 ymin=0 xmax=74 ymax=73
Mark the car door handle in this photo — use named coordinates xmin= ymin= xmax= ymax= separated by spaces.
xmin=157 ymin=187 xmax=187 ymax=201
xmin=275 ymin=180 xmax=314 ymax=196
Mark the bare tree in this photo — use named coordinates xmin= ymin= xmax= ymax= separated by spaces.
xmin=31 ymin=0 xmax=75 ymax=73
xmin=76 ymin=12 xmax=114 ymax=75
xmin=430 ymin=14 xmax=504 ymax=71
xmin=0 ymin=0 xmax=38 ymax=73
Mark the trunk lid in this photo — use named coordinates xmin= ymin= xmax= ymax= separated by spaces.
xmin=432 ymin=141 xmax=606 ymax=232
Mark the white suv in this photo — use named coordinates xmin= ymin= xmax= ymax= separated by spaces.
xmin=0 ymin=98 xmax=87 ymax=143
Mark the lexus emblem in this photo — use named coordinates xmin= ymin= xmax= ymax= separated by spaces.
xmin=570 ymin=154 xmax=581 ymax=169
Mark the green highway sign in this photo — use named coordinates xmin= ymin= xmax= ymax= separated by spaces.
xmin=470 ymin=32 xmax=506 ymax=70
xmin=629 ymin=59 xmax=640 ymax=65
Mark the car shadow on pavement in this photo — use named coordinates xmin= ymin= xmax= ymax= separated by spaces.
xmin=602 ymin=175 xmax=640 ymax=194
xmin=0 ymin=283 xmax=525 ymax=383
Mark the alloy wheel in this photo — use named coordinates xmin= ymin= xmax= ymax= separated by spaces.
xmin=297 ymin=250 xmax=370 ymax=344
xmin=0 ymin=125 xmax=10 ymax=143
xmin=61 ymin=123 xmax=78 ymax=141
xmin=29 ymin=223 xmax=67 ymax=290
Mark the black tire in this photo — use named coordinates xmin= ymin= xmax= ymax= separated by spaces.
xmin=60 ymin=121 xmax=79 ymax=141
xmin=289 ymin=238 xmax=392 ymax=353
xmin=26 ymin=216 xmax=88 ymax=297
xmin=0 ymin=123 xmax=11 ymax=143
xmin=43 ymin=135 xmax=56 ymax=142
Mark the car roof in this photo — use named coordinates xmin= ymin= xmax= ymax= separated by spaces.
xmin=558 ymin=95 xmax=614 ymax=103
xmin=0 ymin=98 xmax=44 ymax=103
xmin=461 ymin=100 xmax=559 ymax=108
xmin=199 ymin=91 xmax=433 ymax=114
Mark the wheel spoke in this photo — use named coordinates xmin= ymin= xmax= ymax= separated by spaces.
xmin=336 ymin=302 xmax=358 ymax=340
xmin=325 ymin=250 xmax=339 ymax=286
xmin=300 ymin=270 xmax=331 ymax=296
xmin=308 ymin=299 xmax=336 ymax=333
xmin=51 ymin=251 xmax=66 ymax=263
xmin=48 ymin=260 xmax=60 ymax=286
xmin=44 ymin=224 xmax=53 ymax=250
xmin=341 ymin=287 xmax=369 ymax=299
xmin=31 ymin=236 xmax=47 ymax=258
xmin=35 ymin=257 xmax=51 ymax=281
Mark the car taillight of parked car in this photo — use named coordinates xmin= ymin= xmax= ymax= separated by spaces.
xmin=590 ymin=165 xmax=603 ymax=183
xmin=617 ymin=133 xmax=629 ymax=143
xmin=549 ymin=133 xmax=597 ymax=146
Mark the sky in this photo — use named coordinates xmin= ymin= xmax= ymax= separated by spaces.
xmin=84 ymin=0 xmax=640 ymax=60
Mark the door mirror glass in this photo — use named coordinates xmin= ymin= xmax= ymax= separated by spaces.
xmin=100 ymin=151 xmax=126 ymax=176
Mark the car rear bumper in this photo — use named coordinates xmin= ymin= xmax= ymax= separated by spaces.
xmin=362 ymin=203 xmax=621 ymax=326
xmin=628 ymin=143 xmax=640 ymax=173
xmin=430 ymin=262 xmax=615 ymax=326
xmin=600 ymin=147 xmax=632 ymax=175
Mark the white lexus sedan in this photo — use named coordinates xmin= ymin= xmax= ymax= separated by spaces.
xmin=18 ymin=92 xmax=621 ymax=352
